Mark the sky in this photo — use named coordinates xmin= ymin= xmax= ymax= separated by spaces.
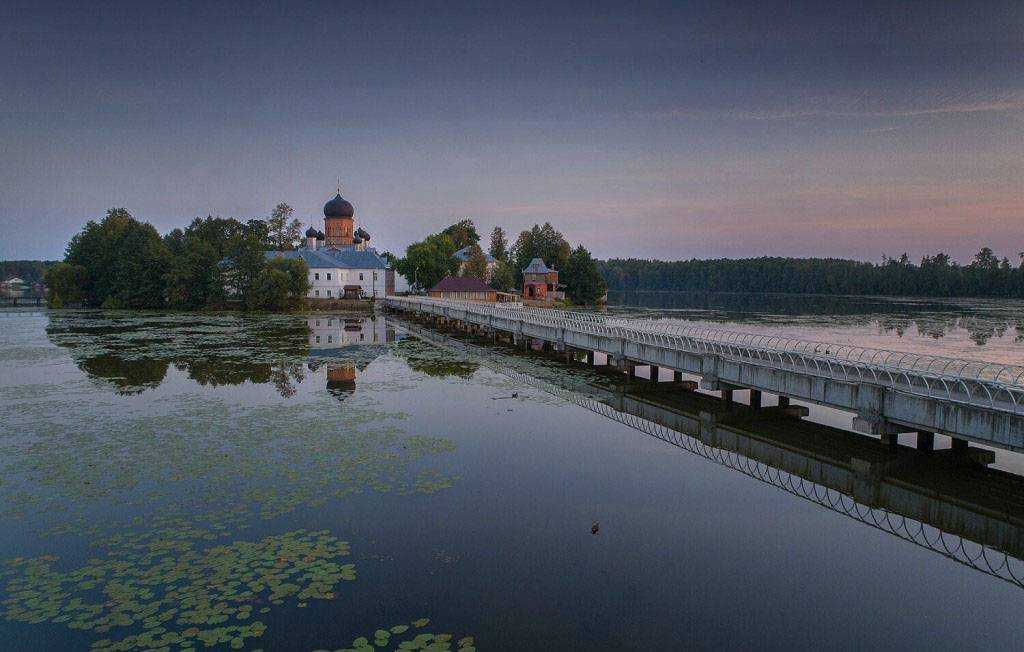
xmin=1 ymin=0 xmax=1022 ymax=263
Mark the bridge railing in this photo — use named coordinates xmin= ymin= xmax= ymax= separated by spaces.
xmin=384 ymin=296 xmax=1024 ymax=413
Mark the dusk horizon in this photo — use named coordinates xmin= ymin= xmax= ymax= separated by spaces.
xmin=3 ymin=1 xmax=1022 ymax=263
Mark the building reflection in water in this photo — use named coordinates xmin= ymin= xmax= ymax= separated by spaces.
xmin=306 ymin=315 xmax=399 ymax=399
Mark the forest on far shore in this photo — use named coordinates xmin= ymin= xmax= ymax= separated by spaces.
xmin=598 ymin=249 xmax=1024 ymax=298
xmin=8 ymin=246 xmax=1024 ymax=303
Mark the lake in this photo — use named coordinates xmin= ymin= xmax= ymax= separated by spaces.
xmin=1 ymin=294 xmax=1023 ymax=650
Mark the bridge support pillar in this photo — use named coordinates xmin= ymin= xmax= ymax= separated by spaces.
xmin=649 ymin=366 xmax=660 ymax=382
xmin=951 ymin=437 xmax=968 ymax=452
xmin=722 ymin=388 xmax=734 ymax=405
xmin=778 ymin=396 xmax=790 ymax=408
xmin=917 ymin=431 xmax=935 ymax=453
xmin=750 ymin=389 xmax=762 ymax=409
xmin=586 ymin=351 xmax=595 ymax=365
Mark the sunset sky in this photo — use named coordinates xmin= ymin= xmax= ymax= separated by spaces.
xmin=2 ymin=1 xmax=1022 ymax=262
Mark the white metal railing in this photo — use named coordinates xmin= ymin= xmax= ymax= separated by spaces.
xmin=384 ymin=296 xmax=1024 ymax=413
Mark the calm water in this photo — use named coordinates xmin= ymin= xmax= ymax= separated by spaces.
xmin=1 ymin=296 xmax=1024 ymax=650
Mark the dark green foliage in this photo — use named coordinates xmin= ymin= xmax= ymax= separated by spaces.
xmin=395 ymin=234 xmax=460 ymax=290
xmin=510 ymin=223 xmax=571 ymax=285
xmin=247 ymin=257 xmax=310 ymax=311
xmin=489 ymin=226 xmax=508 ymax=262
xmin=164 ymin=237 xmax=223 ymax=310
xmin=221 ymin=223 xmax=273 ymax=302
xmin=51 ymin=209 xmax=307 ymax=312
xmin=440 ymin=219 xmax=480 ymax=251
xmin=489 ymin=260 xmax=517 ymax=292
xmin=42 ymin=262 xmax=87 ymax=307
xmin=597 ymin=249 xmax=1024 ymax=298
xmin=249 ymin=267 xmax=292 ymax=311
xmin=0 ymin=260 xmax=57 ymax=284
xmin=64 ymin=208 xmax=170 ymax=308
xmin=267 ymin=203 xmax=303 ymax=250
xmin=561 ymin=245 xmax=606 ymax=305
xmin=460 ymin=243 xmax=490 ymax=280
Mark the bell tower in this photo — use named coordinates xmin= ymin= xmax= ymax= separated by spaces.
xmin=322 ymin=184 xmax=355 ymax=247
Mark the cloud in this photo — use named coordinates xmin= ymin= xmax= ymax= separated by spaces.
xmin=655 ymin=89 xmax=1024 ymax=122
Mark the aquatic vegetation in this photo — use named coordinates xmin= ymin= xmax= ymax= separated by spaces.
xmin=312 ymin=617 xmax=477 ymax=652
xmin=2 ymin=530 xmax=351 ymax=650
xmin=0 ymin=312 xmax=471 ymax=648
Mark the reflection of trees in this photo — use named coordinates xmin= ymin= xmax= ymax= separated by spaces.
xmin=78 ymin=354 xmax=169 ymax=395
xmin=46 ymin=313 xmax=311 ymax=396
xmin=608 ymin=291 xmax=1024 ymax=347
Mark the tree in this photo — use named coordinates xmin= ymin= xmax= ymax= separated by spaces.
xmin=395 ymin=234 xmax=460 ymax=290
xmin=249 ymin=258 xmax=309 ymax=311
xmin=461 ymin=243 xmax=490 ymax=280
xmin=43 ymin=262 xmax=87 ymax=307
xmin=64 ymin=208 xmax=171 ymax=308
xmin=164 ymin=237 xmax=223 ymax=310
xmin=510 ymin=222 xmax=571 ymax=284
xmin=489 ymin=260 xmax=517 ymax=292
xmin=489 ymin=226 xmax=508 ymax=261
xmin=441 ymin=219 xmax=480 ymax=251
xmin=561 ymin=245 xmax=606 ymax=305
xmin=268 ymin=203 xmax=302 ymax=250
xmin=222 ymin=221 xmax=273 ymax=303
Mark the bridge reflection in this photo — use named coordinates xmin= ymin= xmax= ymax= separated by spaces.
xmin=396 ymin=317 xmax=1024 ymax=590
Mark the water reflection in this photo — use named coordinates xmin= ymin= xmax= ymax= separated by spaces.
xmin=607 ymin=291 xmax=1024 ymax=365
xmin=396 ymin=314 xmax=1024 ymax=590
xmin=305 ymin=315 xmax=401 ymax=399
xmin=44 ymin=312 xmax=400 ymax=398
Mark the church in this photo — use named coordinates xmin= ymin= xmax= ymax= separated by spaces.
xmin=266 ymin=189 xmax=407 ymax=299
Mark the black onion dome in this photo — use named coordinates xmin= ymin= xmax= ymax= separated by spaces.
xmin=316 ymin=230 xmax=325 ymax=240
xmin=324 ymin=193 xmax=354 ymax=218
xmin=355 ymin=227 xmax=370 ymax=240
xmin=305 ymin=226 xmax=319 ymax=238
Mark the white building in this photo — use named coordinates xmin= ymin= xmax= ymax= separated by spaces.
xmin=264 ymin=190 xmax=410 ymax=298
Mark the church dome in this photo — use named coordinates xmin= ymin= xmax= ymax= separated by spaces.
xmin=305 ymin=226 xmax=319 ymax=237
xmin=324 ymin=193 xmax=354 ymax=218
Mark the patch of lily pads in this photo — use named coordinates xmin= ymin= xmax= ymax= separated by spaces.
xmin=313 ymin=617 xmax=477 ymax=652
xmin=2 ymin=529 xmax=352 ymax=651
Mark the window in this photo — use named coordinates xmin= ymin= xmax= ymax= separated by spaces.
xmin=326 ymin=273 xmax=332 ymax=281
xmin=359 ymin=273 xmax=364 ymax=281
xmin=327 ymin=335 xmax=333 ymax=343
xmin=315 ymin=290 xmax=320 ymax=297
xmin=315 ymin=273 xmax=320 ymax=281
xmin=327 ymin=289 xmax=332 ymax=297
xmin=316 ymin=320 xmax=320 ymax=326
xmin=315 ymin=336 xmax=320 ymax=343
xmin=373 ymin=272 xmax=378 ymax=280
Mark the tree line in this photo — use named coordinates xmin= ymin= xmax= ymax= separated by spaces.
xmin=392 ymin=219 xmax=607 ymax=304
xmin=598 ymin=248 xmax=1024 ymax=298
xmin=44 ymin=206 xmax=310 ymax=310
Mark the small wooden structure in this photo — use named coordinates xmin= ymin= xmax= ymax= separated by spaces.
xmin=428 ymin=276 xmax=497 ymax=302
